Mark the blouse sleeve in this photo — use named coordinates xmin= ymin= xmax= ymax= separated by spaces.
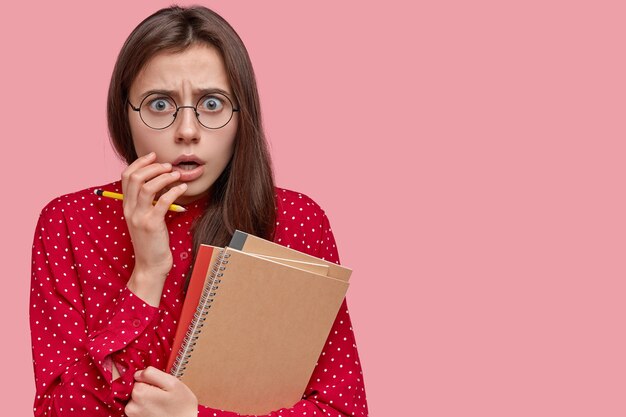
xmin=29 ymin=205 xmax=167 ymax=416
xmin=197 ymin=210 xmax=369 ymax=417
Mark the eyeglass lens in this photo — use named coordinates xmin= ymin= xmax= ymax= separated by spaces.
xmin=138 ymin=92 xmax=236 ymax=129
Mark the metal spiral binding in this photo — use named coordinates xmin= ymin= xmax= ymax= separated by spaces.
xmin=171 ymin=249 xmax=231 ymax=378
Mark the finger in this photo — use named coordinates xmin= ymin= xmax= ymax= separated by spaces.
xmin=124 ymin=400 xmax=139 ymax=417
xmin=125 ymin=162 xmax=173 ymax=198
xmin=152 ymin=183 xmax=188 ymax=218
xmin=135 ymin=170 xmax=182 ymax=212
xmin=130 ymin=381 xmax=162 ymax=407
xmin=124 ymin=163 xmax=173 ymax=214
xmin=121 ymin=152 xmax=158 ymax=213
xmin=121 ymin=152 xmax=156 ymax=191
xmin=130 ymin=381 xmax=151 ymax=401
xmin=134 ymin=366 xmax=178 ymax=391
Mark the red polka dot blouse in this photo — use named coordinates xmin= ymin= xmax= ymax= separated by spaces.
xmin=30 ymin=181 xmax=368 ymax=417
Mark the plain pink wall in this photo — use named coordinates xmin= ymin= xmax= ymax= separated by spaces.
xmin=3 ymin=1 xmax=625 ymax=415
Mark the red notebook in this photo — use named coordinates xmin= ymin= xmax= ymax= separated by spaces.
xmin=165 ymin=245 xmax=218 ymax=372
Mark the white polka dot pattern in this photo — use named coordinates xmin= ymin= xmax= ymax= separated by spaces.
xmin=30 ymin=181 xmax=368 ymax=417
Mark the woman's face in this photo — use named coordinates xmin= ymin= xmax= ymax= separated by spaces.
xmin=128 ymin=44 xmax=238 ymax=204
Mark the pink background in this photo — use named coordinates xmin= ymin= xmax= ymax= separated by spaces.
xmin=2 ymin=1 xmax=625 ymax=415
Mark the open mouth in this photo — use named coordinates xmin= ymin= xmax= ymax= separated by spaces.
xmin=175 ymin=161 xmax=200 ymax=170
xmin=171 ymin=160 xmax=205 ymax=182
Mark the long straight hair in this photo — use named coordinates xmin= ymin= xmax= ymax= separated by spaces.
xmin=107 ymin=6 xmax=276 ymax=268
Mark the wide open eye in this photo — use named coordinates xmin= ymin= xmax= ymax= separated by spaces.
xmin=198 ymin=95 xmax=225 ymax=113
xmin=144 ymin=95 xmax=176 ymax=113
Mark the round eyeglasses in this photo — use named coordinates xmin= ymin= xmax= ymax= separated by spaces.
xmin=128 ymin=92 xmax=240 ymax=130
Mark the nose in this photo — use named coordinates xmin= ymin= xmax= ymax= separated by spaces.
xmin=173 ymin=106 xmax=201 ymax=143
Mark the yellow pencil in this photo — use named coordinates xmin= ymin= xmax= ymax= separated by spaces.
xmin=94 ymin=189 xmax=187 ymax=213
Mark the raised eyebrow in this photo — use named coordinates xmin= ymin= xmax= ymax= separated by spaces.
xmin=138 ymin=90 xmax=177 ymax=102
xmin=194 ymin=88 xmax=233 ymax=97
xmin=139 ymin=88 xmax=233 ymax=100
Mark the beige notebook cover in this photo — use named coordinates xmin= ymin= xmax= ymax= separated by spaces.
xmin=171 ymin=246 xmax=349 ymax=414
xmin=250 ymin=254 xmax=330 ymax=276
xmin=230 ymin=230 xmax=351 ymax=282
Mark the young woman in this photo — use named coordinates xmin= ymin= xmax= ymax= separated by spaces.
xmin=29 ymin=5 xmax=367 ymax=417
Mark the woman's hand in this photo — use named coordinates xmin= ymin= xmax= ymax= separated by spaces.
xmin=122 ymin=151 xmax=187 ymax=306
xmin=125 ymin=366 xmax=198 ymax=417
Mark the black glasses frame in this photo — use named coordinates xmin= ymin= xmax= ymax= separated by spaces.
xmin=128 ymin=92 xmax=240 ymax=130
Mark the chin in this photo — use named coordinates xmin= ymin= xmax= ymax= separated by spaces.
xmin=177 ymin=181 xmax=212 ymax=204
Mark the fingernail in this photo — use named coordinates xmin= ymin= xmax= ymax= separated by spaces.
xmin=179 ymin=183 xmax=188 ymax=189
xmin=145 ymin=152 xmax=155 ymax=159
xmin=162 ymin=163 xmax=172 ymax=169
xmin=134 ymin=370 xmax=141 ymax=378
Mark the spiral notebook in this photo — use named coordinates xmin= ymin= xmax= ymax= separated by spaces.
xmin=167 ymin=231 xmax=351 ymax=415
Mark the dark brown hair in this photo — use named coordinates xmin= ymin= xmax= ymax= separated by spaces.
xmin=107 ymin=6 xmax=276 ymax=261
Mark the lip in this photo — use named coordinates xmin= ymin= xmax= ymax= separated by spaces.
xmin=172 ymin=154 xmax=205 ymax=166
xmin=171 ymin=155 xmax=206 ymax=182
